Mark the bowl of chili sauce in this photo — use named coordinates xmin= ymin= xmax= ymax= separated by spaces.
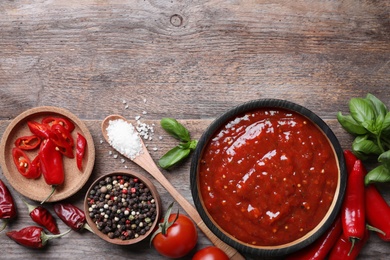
xmin=190 ymin=99 xmax=346 ymax=257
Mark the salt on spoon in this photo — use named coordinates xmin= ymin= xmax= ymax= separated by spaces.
xmin=101 ymin=115 xmax=245 ymax=260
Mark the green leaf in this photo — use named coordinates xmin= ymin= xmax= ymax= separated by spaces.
xmin=349 ymin=97 xmax=376 ymax=125
xmin=160 ymin=118 xmax=191 ymax=142
xmin=158 ymin=146 xmax=191 ymax=169
xmin=352 ymin=135 xmax=382 ymax=159
xmin=336 ymin=112 xmax=367 ymax=135
xmin=366 ymin=93 xmax=388 ymax=119
xmin=365 ymin=164 xmax=390 ymax=185
xmin=381 ymin=112 xmax=390 ymax=132
xmin=378 ymin=150 xmax=390 ymax=166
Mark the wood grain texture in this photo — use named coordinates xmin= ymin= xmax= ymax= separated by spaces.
xmin=0 ymin=0 xmax=389 ymax=259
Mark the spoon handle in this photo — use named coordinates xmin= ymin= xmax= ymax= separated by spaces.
xmin=133 ymin=150 xmax=245 ymax=260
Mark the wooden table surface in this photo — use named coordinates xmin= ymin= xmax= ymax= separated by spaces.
xmin=1 ymin=0 xmax=389 ymax=259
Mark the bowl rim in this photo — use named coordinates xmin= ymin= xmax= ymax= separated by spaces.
xmin=190 ymin=98 xmax=347 ymax=257
xmin=84 ymin=170 xmax=162 ymax=245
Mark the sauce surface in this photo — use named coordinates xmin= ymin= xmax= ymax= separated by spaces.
xmin=199 ymin=108 xmax=338 ymax=246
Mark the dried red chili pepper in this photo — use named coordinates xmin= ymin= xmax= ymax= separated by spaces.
xmin=328 ymin=228 xmax=369 ymax=260
xmin=0 ymin=180 xmax=17 ymax=232
xmin=6 ymin=226 xmax=70 ymax=249
xmin=286 ymin=216 xmax=342 ymax=260
xmin=39 ymin=139 xmax=65 ymax=204
xmin=23 ymin=199 xmax=60 ymax=234
xmin=14 ymin=135 xmax=41 ymax=150
xmin=12 ymin=148 xmax=40 ymax=179
xmin=365 ymin=184 xmax=390 ymax=241
xmin=341 ymin=159 xmax=366 ymax=255
xmin=53 ymin=203 xmax=93 ymax=232
xmin=42 ymin=116 xmax=75 ymax=132
xmin=76 ymin=133 xmax=87 ymax=171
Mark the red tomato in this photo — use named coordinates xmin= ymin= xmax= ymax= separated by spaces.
xmin=192 ymin=246 xmax=229 ymax=260
xmin=152 ymin=213 xmax=198 ymax=258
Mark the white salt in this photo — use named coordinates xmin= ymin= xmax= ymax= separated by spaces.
xmin=106 ymin=119 xmax=143 ymax=159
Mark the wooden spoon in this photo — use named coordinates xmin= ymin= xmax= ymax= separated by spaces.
xmin=101 ymin=115 xmax=245 ymax=260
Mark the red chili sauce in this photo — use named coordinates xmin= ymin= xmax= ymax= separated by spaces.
xmin=199 ymin=108 xmax=338 ymax=246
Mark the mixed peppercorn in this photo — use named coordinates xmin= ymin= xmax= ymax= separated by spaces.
xmin=87 ymin=175 xmax=158 ymax=240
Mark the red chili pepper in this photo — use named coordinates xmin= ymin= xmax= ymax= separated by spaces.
xmin=51 ymin=123 xmax=74 ymax=147
xmin=27 ymin=121 xmax=55 ymax=140
xmin=53 ymin=203 xmax=93 ymax=232
xmin=286 ymin=216 xmax=342 ymax=260
xmin=14 ymin=135 xmax=41 ymax=150
xmin=343 ymin=150 xmax=358 ymax=174
xmin=39 ymin=139 xmax=65 ymax=204
xmin=6 ymin=226 xmax=70 ymax=249
xmin=76 ymin=133 xmax=87 ymax=171
xmin=328 ymin=228 xmax=369 ymax=260
xmin=341 ymin=159 xmax=366 ymax=255
xmin=365 ymin=184 xmax=390 ymax=241
xmin=42 ymin=116 xmax=75 ymax=132
xmin=12 ymin=147 xmax=40 ymax=179
xmin=0 ymin=180 xmax=17 ymax=232
xmin=23 ymin=199 xmax=60 ymax=234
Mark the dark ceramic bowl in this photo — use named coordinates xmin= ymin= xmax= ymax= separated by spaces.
xmin=84 ymin=170 xmax=162 ymax=245
xmin=190 ymin=99 xmax=346 ymax=257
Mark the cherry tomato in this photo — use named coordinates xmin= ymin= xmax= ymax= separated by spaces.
xmin=152 ymin=204 xmax=198 ymax=259
xmin=192 ymin=246 xmax=229 ymax=260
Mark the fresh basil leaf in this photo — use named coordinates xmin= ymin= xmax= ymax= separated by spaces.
xmin=352 ymin=135 xmax=382 ymax=159
xmin=366 ymin=93 xmax=388 ymax=118
xmin=381 ymin=112 xmax=390 ymax=132
xmin=378 ymin=150 xmax=390 ymax=166
xmin=161 ymin=118 xmax=191 ymax=142
xmin=189 ymin=139 xmax=198 ymax=150
xmin=336 ymin=112 xmax=367 ymax=135
xmin=158 ymin=146 xmax=191 ymax=169
xmin=365 ymin=164 xmax=390 ymax=185
xmin=349 ymin=97 xmax=375 ymax=125
xmin=362 ymin=119 xmax=380 ymax=135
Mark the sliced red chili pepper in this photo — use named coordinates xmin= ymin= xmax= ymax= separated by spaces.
xmin=365 ymin=184 xmax=390 ymax=241
xmin=286 ymin=216 xmax=342 ymax=260
xmin=39 ymin=139 xmax=65 ymax=204
xmin=27 ymin=121 xmax=55 ymax=140
xmin=23 ymin=199 xmax=60 ymax=234
xmin=0 ymin=179 xmax=17 ymax=232
xmin=14 ymin=135 xmax=41 ymax=150
xmin=12 ymin=148 xmax=40 ymax=179
xmin=6 ymin=226 xmax=70 ymax=249
xmin=42 ymin=116 xmax=75 ymax=132
xmin=341 ymin=159 xmax=366 ymax=255
xmin=76 ymin=133 xmax=87 ymax=171
xmin=51 ymin=124 xmax=74 ymax=147
xmin=328 ymin=228 xmax=369 ymax=260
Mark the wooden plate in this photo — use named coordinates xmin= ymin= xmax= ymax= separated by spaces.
xmin=0 ymin=106 xmax=95 ymax=202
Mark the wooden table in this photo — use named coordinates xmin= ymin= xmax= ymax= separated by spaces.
xmin=1 ymin=1 xmax=389 ymax=259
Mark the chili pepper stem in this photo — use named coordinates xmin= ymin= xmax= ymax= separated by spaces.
xmin=348 ymin=238 xmax=359 ymax=256
xmin=21 ymin=198 xmax=35 ymax=214
xmin=0 ymin=220 xmax=8 ymax=232
xmin=41 ymin=228 xmax=72 ymax=246
xmin=83 ymin=223 xmax=94 ymax=233
xmin=41 ymin=186 xmax=57 ymax=204
xmin=367 ymin=224 xmax=386 ymax=236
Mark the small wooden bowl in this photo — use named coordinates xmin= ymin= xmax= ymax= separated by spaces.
xmin=0 ymin=106 xmax=95 ymax=202
xmin=84 ymin=170 xmax=162 ymax=245
xmin=190 ymin=99 xmax=347 ymax=257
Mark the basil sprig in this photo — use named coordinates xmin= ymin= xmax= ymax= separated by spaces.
xmin=337 ymin=93 xmax=390 ymax=184
xmin=158 ymin=118 xmax=197 ymax=169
